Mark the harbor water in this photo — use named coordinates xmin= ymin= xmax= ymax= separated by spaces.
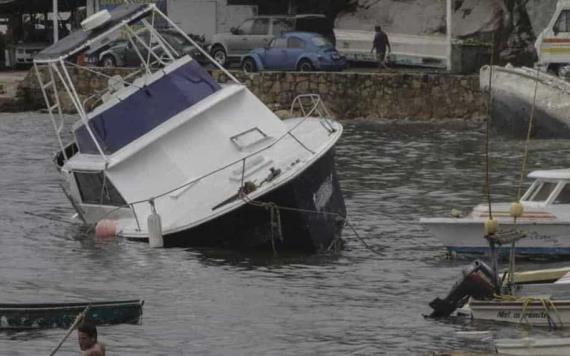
xmin=3 ymin=113 xmax=570 ymax=355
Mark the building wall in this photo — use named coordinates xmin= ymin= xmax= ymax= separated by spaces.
xmin=88 ymin=0 xmax=167 ymax=14
xmin=86 ymin=0 xmax=257 ymax=40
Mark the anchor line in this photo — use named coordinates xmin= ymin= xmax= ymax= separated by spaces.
xmin=516 ymin=68 xmax=540 ymax=201
xmin=238 ymin=192 xmax=383 ymax=256
xmin=268 ymin=202 xmax=282 ymax=255
xmin=484 ymin=30 xmax=496 ymax=221
xmin=504 ymin=64 xmax=541 ymax=292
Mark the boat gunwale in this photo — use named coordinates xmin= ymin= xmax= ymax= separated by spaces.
xmin=481 ymin=65 xmax=570 ymax=94
xmin=419 ymin=218 xmax=570 ymax=224
xmin=0 ymin=299 xmax=144 ymax=310
xmin=470 ymin=300 xmax=570 ymax=307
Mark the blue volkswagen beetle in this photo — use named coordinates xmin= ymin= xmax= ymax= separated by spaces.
xmin=242 ymin=32 xmax=346 ymax=72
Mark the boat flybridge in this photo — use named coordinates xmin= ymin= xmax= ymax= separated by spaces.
xmin=33 ymin=3 xmax=346 ymax=251
xmin=420 ymin=169 xmax=570 ymax=257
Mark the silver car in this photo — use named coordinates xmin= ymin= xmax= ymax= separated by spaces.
xmin=210 ymin=14 xmax=334 ymax=67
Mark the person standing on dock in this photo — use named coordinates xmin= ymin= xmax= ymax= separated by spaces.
xmin=371 ymin=25 xmax=391 ymax=69
xmin=77 ymin=321 xmax=106 ymax=356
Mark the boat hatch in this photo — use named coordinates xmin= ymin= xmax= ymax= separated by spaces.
xmin=74 ymin=171 xmax=126 ymax=206
xmin=75 ymin=59 xmax=220 ymax=155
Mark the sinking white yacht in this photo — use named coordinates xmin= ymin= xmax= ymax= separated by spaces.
xmin=480 ymin=64 xmax=570 ymax=138
xmin=33 ymin=4 xmax=346 ymax=251
xmin=420 ymin=169 xmax=570 ymax=257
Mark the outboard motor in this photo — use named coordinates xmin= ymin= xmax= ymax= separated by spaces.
xmin=429 ymin=260 xmax=496 ymax=318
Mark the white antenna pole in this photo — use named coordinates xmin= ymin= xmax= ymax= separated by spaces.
xmin=53 ymin=0 xmax=59 ymax=43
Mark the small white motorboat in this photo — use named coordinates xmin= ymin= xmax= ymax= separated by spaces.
xmin=495 ymin=337 xmax=570 ymax=355
xmin=469 ymin=298 xmax=570 ymax=328
xmin=420 ymin=169 xmax=570 ymax=257
xmin=33 ymin=4 xmax=346 ymax=251
xmin=461 ymin=271 xmax=570 ymax=327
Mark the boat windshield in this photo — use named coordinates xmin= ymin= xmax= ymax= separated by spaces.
xmin=527 ymin=181 xmax=557 ymax=202
xmin=554 ymin=183 xmax=570 ymax=204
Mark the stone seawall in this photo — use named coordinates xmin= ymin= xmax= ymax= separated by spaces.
xmin=17 ymin=68 xmax=486 ymax=120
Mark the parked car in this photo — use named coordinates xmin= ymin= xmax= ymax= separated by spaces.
xmin=210 ymin=14 xmax=334 ymax=67
xmin=241 ymin=32 xmax=346 ymax=72
xmin=85 ymin=30 xmax=207 ymax=67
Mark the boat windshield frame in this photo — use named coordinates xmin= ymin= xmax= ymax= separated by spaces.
xmin=32 ymin=3 xmax=240 ymax=165
xmin=521 ymin=179 xmax=569 ymax=205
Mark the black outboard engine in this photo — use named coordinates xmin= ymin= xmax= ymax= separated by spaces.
xmin=429 ymin=260 xmax=496 ymax=318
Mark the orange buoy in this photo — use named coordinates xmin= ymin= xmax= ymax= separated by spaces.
xmin=95 ymin=219 xmax=117 ymax=239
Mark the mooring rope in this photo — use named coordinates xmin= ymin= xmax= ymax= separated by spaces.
xmin=484 ymin=31 xmax=496 ymax=221
xmin=267 ymin=202 xmax=282 ymax=255
xmin=516 ymin=68 xmax=541 ymax=201
xmin=238 ymin=192 xmax=384 ymax=256
xmin=505 ymin=65 xmax=541 ymax=292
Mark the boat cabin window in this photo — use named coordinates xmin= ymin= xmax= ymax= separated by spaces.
xmin=529 ymin=181 xmax=556 ymax=202
xmin=74 ymin=172 xmax=126 ymax=206
xmin=554 ymin=183 xmax=570 ymax=204
xmin=556 ymin=10 xmax=570 ymax=33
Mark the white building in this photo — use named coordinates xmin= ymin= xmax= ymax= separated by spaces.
xmin=86 ymin=0 xmax=257 ymax=41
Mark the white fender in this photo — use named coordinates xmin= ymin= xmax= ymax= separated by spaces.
xmin=148 ymin=202 xmax=164 ymax=248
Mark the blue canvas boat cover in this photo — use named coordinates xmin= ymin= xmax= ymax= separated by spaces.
xmin=35 ymin=4 xmax=151 ymax=61
xmin=74 ymin=59 xmax=221 ymax=155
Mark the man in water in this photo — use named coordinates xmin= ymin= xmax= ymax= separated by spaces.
xmin=371 ymin=25 xmax=391 ymax=69
xmin=77 ymin=321 xmax=106 ymax=356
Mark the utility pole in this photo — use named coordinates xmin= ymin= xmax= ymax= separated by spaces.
xmin=446 ymin=0 xmax=452 ymax=71
xmin=288 ymin=0 xmax=295 ymax=15
xmin=52 ymin=0 xmax=59 ymax=43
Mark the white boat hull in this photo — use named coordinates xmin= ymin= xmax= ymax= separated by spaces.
xmin=421 ymin=217 xmax=570 ymax=256
xmin=470 ymin=299 xmax=570 ymax=327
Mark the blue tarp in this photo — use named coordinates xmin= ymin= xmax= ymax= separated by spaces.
xmin=75 ymin=60 xmax=220 ymax=155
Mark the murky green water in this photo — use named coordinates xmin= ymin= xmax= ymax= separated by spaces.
xmin=2 ymin=113 xmax=570 ymax=355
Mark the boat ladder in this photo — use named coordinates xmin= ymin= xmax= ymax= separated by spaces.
xmin=34 ymin=64 xmax=68 ymax=162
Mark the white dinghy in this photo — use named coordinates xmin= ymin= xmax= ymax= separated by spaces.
xmin=33 ymin=4 xmax=346 ymax=251
xmin=420 ymin=169 xmax=570 ymax=257
xmin=469 ymin=298 xmax=570 ymax=328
